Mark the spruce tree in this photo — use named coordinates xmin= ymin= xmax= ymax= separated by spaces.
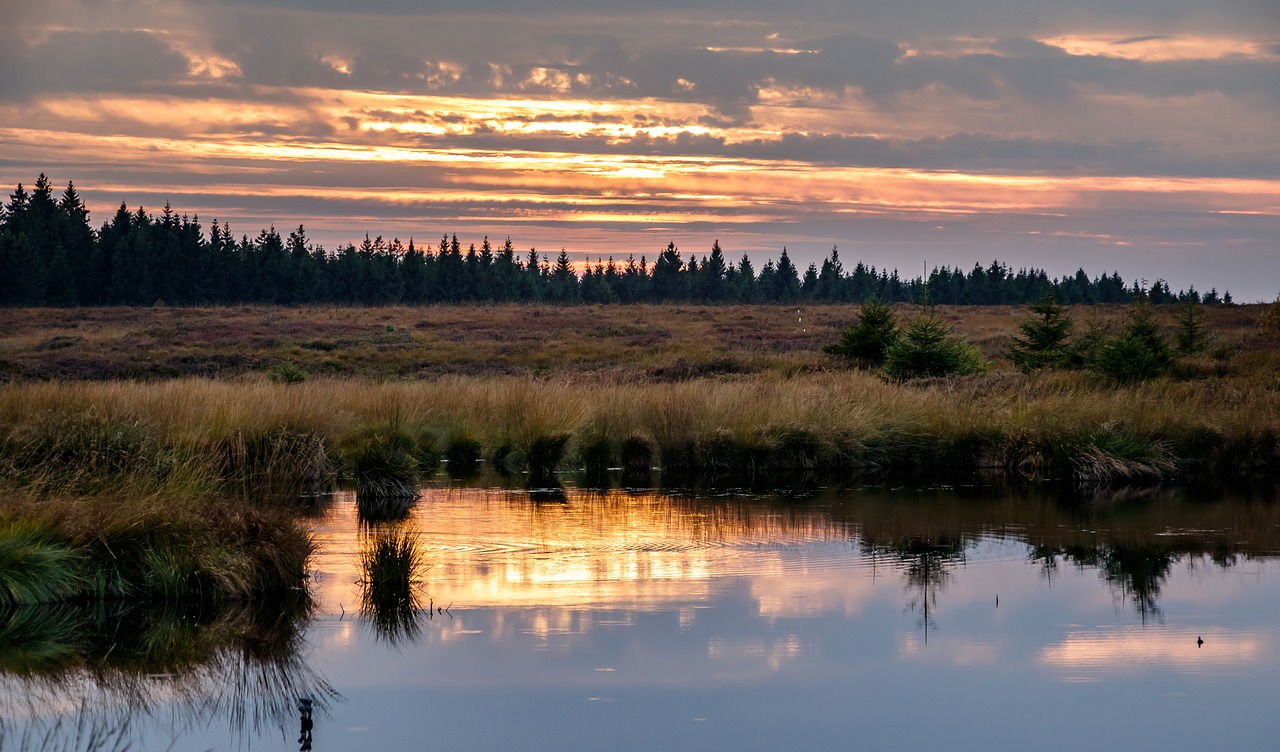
xmin=1007 ymin=291 xmax=1073 ymax=372
xmin=883 ymin=310 xmax=985 ymax=380
xmin=1092 ymin=302 xmax=1174 ymax=382
xmin=824 ymin=299 xmax=900 ymax=368
xmin=1174 ymin=298 xmax=1210 ymax=354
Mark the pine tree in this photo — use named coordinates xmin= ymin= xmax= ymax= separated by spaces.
xmin=700 ymin=240 xmax=727 ymax=301
xmin=652 ymin=241 xmax=684 ymax=300
xmin=549 ymin=248 xmax=579 ymax=302
xmin=734 ymin=253 xmax=756 ymax=302
xmin=773 ymin=248 xmax=800 ymax=302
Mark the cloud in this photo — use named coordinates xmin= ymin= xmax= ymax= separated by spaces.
xmin=0 ymin=30 xmax=193 ymax=100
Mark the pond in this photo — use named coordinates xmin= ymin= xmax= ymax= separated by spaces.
xmin=3 ymin=478 xmax=1279 ymax=751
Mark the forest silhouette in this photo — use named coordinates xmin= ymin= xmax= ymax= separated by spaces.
xmin=0 ymin=175 xmax=1229 ymax=307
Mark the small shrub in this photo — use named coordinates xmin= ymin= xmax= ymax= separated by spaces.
xmin=1063 ymin=317 xmax=1109 ymax=370
xmin=1257 ymin=297 xmax=1280 ymax=344
xmin=883 ymin=311 xmax=985 ymax=380
xmin=268 ymin=361 xmax=308 ymax=385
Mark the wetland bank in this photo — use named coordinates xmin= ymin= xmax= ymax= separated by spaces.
xmin=2 ymin=302 xmax=1279 ymax=750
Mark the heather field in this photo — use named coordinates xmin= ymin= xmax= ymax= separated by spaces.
xmin=0 ymin=302 xmax=1274 ymax=382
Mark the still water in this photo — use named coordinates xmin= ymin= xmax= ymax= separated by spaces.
xmin=4 ymin=479 xmax=1280 ymax=751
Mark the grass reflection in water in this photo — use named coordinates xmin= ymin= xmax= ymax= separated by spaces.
xmin=0 ymin=595 xmax=338 ymax=751
xmin=358 ymin=526 xmax=433 ymax=643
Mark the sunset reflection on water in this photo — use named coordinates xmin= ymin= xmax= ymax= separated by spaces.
xmin=7 ymin=481 xmax=1278 ymax=751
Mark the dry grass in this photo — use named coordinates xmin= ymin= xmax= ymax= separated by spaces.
xmin=1 ymin=369 xmax=1275 ymax=483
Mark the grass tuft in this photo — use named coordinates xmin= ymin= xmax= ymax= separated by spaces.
xmin=350 ymin=429 xmax=420 ymax=501
xmin=0 ymin=523 xmax=85 ymax=606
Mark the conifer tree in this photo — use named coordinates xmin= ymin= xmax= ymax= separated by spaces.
xmin=1092 ymin=302 xmax=1173 ymax=382
xmin=700 ymin=240 xmax=727 ymax=301
xmin=882 ymin=310 xmax=985 ymax=380
xmin=1007 ymin=291 xmax=1073 ymax=372
xmin=773 ymin=247 xmax=800 ymax=301
xmin=824 ymin=299 xmax=900 ymax=368
xmin=652 ymin=241 xmax=684 ymax=300
xmin=1174 ymin=298 xmax=1210 ymax=354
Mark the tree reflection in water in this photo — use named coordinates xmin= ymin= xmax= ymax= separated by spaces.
xmin=0 ymin=596 xmax=338 ymax=751
xmin=862 ymin=535 xmax=971 ymax=642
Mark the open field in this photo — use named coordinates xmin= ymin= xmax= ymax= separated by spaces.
xmin=1 ymin=303 xmax=1275 ymax=382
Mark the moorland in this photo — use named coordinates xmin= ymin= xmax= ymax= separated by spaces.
xmin=2 ymin=300 xmax=1278 ymax=609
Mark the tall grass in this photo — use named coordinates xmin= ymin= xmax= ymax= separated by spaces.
xmin=0 ymin=372 xmax=1276 ymax=492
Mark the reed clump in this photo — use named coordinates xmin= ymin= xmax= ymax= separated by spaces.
xmin=348 ymin=428 xmax=420 ymax=502
xmin=217 ymin=427 xmax=330 ymax=500
xmin=0 ymin=523 xmax=86 ymax=607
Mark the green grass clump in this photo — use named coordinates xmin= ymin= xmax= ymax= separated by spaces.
xmin=444 ymin=432 xmax=482 ymax=478
xmin=0 ymin=603 xmax=88 ymax=674
xmin=268 ymin=361 xmax=308 ymax=384
xmin=1036 ymin=424 xmax=1178 ymax=485
xmin=575 ymin=431 xmax=615 ymax=476
xmin=0 ymin=523 xmax=85 ymax=606
xmin=527 ymin=432 xmax=571 ymax=481
xmin=0 ymin=495 xmax=312 ymax=605
xmin=0 ymin=414 xmax=204 ymax=497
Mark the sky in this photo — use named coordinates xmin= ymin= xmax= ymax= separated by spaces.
xmin=2 ymin=0 xmax=1278 ymax=300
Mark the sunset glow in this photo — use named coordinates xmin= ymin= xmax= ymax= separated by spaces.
xmin=4 ymin=0 xmax=1278 ymax=297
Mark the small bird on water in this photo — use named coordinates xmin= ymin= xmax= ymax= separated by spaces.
xmin=1197 ymin=636 xmax=1204 ymax=648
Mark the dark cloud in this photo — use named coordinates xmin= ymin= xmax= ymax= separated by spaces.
xmin=0 ymin=30 xmax=192 ymax=100
xmin=386 ymin=127 xmax=1280 ymax=178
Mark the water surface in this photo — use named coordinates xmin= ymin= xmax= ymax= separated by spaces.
xmin=4 ymin=480 xmax=1279 ymax=750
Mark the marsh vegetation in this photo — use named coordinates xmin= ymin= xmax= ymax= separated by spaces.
xmin=0 ymin=300 xmax=1277 ymax=613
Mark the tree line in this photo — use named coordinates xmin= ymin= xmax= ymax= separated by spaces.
xmin=0 ymin=175 xmax=1231 ymax=307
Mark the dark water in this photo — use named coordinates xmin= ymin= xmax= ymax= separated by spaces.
xmin=4 ymin=480 xmax=1280 ymax=751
